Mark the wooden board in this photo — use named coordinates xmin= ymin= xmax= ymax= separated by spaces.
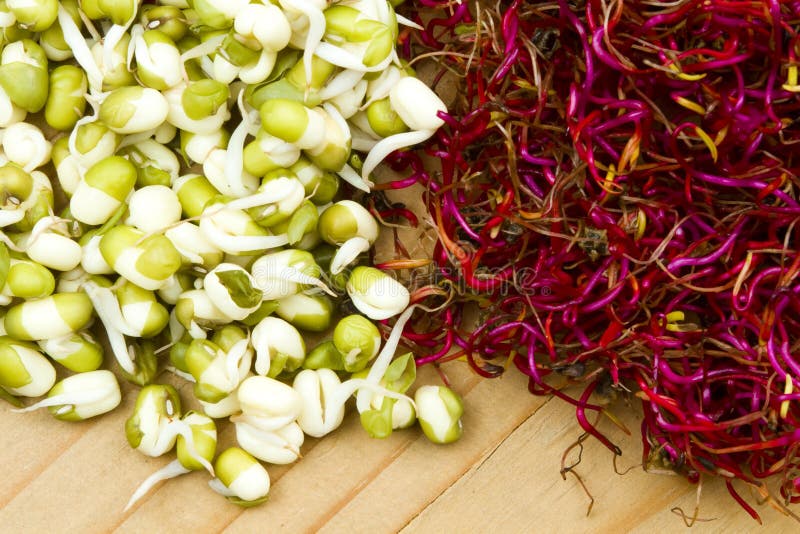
xmin=2 ymin=358 xmax=798 ymax=533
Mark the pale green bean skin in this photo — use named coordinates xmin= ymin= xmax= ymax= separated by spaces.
xmin=45 ymin=65 xmax=87 ymax=131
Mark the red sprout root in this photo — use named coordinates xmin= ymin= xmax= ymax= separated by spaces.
xmin=389 ymin=0 xmax=800 ymax=519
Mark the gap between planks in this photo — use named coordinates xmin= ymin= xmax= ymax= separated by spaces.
xmin=307 ymin=371 xmax=545 ymax=533
xmin=397 ymin=396 xmax=554 ymax=533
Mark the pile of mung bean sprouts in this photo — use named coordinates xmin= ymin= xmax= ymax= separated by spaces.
xmin=0 ymin=0 xmax=465 ymax=508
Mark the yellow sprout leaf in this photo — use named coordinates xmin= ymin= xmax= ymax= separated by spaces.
xmin=667 ymin=63 xmax=707 ymax=81
xmin=781 ymin=373 xmax=793 ymax=419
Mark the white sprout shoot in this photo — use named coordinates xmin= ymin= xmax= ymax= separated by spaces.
xmin=314 ymin=41 xmax=393 ymax=73
xmin=82 ymin=281 xmax=140 ymax=373
xmin=124 ymin=459 xmax=189 ymax=512
xmin=57 ymin=4 xmax=103 ymax=93
xmin=330 ymin=236 xmax=370 ymax=275
xmin=337 ymin=163 xmax=372 ymax=192
xmin=13 ymin=386 xmax=109 ymax=414
xmin=356 ymin=304 xmax=417 ymax=412
xmin=223 ymin=91 xmax=260 ymax=198
xmin=318 ymin=69 xmax=365 ymax=100
xmin=360 ymin=130 xmax=433 ymax=182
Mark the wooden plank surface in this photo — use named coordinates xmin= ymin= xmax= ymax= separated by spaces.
xmin=2 ymin=359 xmax=798 ymax=533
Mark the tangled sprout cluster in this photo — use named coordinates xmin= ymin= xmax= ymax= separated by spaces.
xmin=390 ymin=0 xmax=800 ymax=520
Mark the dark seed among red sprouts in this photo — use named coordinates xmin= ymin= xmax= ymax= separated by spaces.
xmin=388 ymin=0 xmax=800 ymax=519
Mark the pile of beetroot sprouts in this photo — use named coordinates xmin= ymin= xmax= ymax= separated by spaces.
xmin=384 ymin=0 xmax=800 ymax=521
